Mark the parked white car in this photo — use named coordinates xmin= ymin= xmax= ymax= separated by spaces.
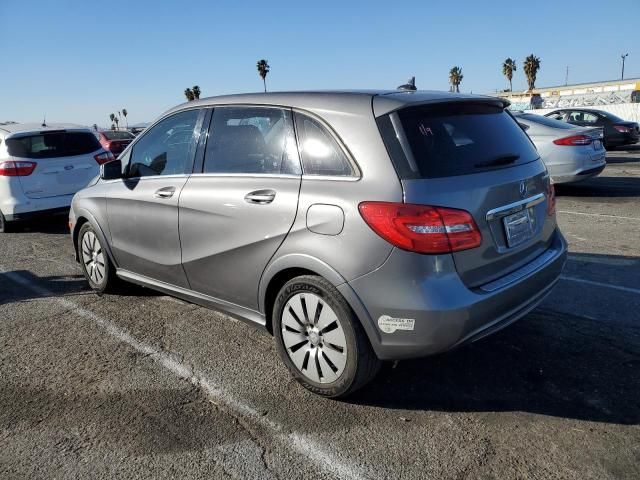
xmin=512 ymin=112 xmax=606 ymax=184
xmin=0 ymin=123 xmax=112 ymax=232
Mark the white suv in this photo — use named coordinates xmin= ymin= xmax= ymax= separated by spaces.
xmin=0 ymin=123 xmax=112 ymax=232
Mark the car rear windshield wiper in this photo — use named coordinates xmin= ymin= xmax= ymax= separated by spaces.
xmin=474 ymin=154 xmax=520 ymax=168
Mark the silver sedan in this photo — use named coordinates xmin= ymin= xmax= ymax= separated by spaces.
xmin=513 ymin=111 xmax=606 ymax=184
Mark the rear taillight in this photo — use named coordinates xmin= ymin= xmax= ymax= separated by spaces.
xmin=359 ymin=202 xmax=482 ymax=254
xmin=613 ymin=125 xmax=630 ymax=133
xmin=0 ymin=160 xmax=37 ymax=176
xmin=546 ymin=180 xmax=556 ymax=216
xmin=553 ymin=135 xmax=592 ymax=146
xmin=94 ymin=152 xmax=115 ymax=165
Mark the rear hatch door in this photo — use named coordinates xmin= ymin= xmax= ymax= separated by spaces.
xmin=376 ymin=100 xmax=556 ymax=288
xmin=6 ymin=130 xmax=102 ymax=199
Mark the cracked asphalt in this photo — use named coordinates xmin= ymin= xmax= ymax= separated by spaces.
xmin=1 ymin=147 xmax=639 ymax=479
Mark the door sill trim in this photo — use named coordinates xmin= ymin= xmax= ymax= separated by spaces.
xmin=116 ymin=269 xmax=266 ymax=328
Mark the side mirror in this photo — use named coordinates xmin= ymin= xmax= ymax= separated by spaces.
xmin=100 ymin=159 xmax=123 ymax=180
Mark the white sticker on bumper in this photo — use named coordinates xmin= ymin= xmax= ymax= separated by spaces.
xmin=378 ymin=315 xmax=415 ymax=334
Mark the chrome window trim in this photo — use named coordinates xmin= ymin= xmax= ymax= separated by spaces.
xmin=188 ymin=172 xmax=301 ymax=180
xmin=101 ymin=173 xmax=190 ymax=183
xmin=301 ymin=174 xmax=361 ymax=182
xmin=485 ymin=193 xmax=545 ymax=221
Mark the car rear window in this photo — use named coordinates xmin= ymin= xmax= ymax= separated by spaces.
xmin=377 ymin=103 xmax=540 ymax=179
xmin=103 ymin=131 xmax=134 ymax=140
xmin=6 ymin=131 xmax=101 ymax=159
xmin=517 ymin=113 xmax=575 ymax=129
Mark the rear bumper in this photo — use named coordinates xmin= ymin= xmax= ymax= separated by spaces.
xmin=0 ymin=186 xmax=74 ymax=219
xmin=341 ymin=230 xmax=567 ymax=360
xmin=606 ymin=132 xmax=639 ymax=148
xmin=552 ymin=163 xmax=606 ymax=184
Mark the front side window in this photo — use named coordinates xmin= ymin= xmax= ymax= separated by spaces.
xmin=6 ymin=131 xmax=101 ymax=159
xmin=203 ymin=107 xmax=300 ymax=175
xmin=294 ymin=112 xmax=354 ymax=176
xmin=128 ymin=109 xmax=200 ymax=177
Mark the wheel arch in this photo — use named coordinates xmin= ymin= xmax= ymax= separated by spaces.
xmin=73 ymin=209 xmax=117 ymax=268
xmin=259 ymin=254 xmax=348 ymax=334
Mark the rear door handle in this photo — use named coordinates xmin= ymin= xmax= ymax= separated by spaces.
xmin=244 ymin=189 xmax=276 ymax=204
xmin=154 ymin=186 xmax=176 ymax=199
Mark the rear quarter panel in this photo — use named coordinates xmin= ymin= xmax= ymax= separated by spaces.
xmin=261 ymin=99 xmax=403 ymax=308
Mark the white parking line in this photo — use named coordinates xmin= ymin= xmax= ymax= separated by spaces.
xmin=0 ymin=267 xmax=369 ymax=480
xmin=557 ymin=210 xmax=640 ymax=221
xmin=560 ymin=275 xmax=640 ymax=295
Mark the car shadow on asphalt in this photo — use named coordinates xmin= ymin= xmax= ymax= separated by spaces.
xmin=0 ymin=270 xmax=162 ymax=307
xmin=350 ymin=306 xmax=639 ymax=425
xmin=10 ymin=215 xmax=70 ymax=234
xmin=555 ymin=175 xmax=640 ymax=197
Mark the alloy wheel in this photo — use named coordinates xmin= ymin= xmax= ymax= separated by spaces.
xmin=281 ymin=292 xmax=348 ymax=384
xmin=81 ymin=231 xmax=106 ymax=285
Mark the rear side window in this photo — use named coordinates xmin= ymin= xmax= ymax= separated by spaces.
xmin=294 ymin=112 xmax=355 ymax=176
xmin=6 ymin=131 xmax=101 ymax=159
xmin=204 ymin=107 xmax=301 ymax=175
xmin=377 ymin=103 xmax=540 ymax=179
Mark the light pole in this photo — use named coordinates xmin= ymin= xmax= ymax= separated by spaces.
xmin=621 ymin=53 xmax=629 ymax=80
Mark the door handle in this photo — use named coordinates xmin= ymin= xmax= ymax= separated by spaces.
xmin=244 ymin=189 xmax=276 ymax=204
xmin=154 ymin=186 xmax=176 ymax=199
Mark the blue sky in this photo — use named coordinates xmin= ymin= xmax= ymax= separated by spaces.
xmin=1 ymin=0 xmax=638 ymax=126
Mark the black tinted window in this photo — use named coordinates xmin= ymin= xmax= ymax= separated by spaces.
xmin=6 ymin=131 xmax=101 ymax=159
xmin=204 ymin=107 xmax=300 ymax=175
xmin=103 ymin=131 xmax=134 ymax=140
xmin=294 ymin=113 xmax=354 ymax=176
xmin=129 ymin=109 xmax=199 ymax=177
xmin=378 ymin=103 xmax=539 ymax=179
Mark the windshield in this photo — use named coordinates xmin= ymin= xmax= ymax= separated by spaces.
xmin=378 ymin=103 xmax=539 ymax=178
xmin=599 ymin=111 xmax=625 ymax=122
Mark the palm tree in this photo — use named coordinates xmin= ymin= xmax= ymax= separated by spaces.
xmin=122 ymin=108 xmax=128 ymax=129
xmin=502 ymin=58 xmax=517 ymax=92
xmin=184 ymin=88 xmax=194 ymax=101
xmin=523 ymin=54 xmax=541 ymax=91
xmin=192 ymin=85 xmax=201 ymax=99
xmin=256 ymin=59 xmax=270 ymax=92
xmin=109 ymin=113 xmax=115 ymax=125
xmin=114 ymin=116 xmax=119 ymax=130
xmin=449 ymin=66 xmax=463 ymax=93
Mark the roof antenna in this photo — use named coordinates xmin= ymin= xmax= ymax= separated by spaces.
xmin=42 ymin=114 xmax=47 ymax=127
xmin=397 ymin=76 xmax=417 ymax=91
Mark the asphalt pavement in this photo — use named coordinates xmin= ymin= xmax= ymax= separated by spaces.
xmin=1 ymin=147 xmax=639 ymax=479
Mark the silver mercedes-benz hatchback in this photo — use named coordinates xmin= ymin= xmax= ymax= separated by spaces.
xmin=69 ymin=91 xmax=567 ymax=397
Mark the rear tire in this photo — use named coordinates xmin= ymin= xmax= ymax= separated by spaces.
xmin=0 ymin=210 xmax=14 ymax=233
xmin=78 ymin=223 xmax=118 ymax=293
xmin=273 ymin=275 xmax=381 ymax=398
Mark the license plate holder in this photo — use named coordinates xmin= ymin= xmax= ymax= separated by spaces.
xmin=503 ymin=209 xmax=534 ymax=248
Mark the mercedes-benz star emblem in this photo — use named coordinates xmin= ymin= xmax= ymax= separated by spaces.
xmin=519 ymin=181 xmax=527 ymax=198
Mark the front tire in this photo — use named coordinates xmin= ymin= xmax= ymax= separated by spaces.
xmin=78 ymin=223 xmax=118 ymax=293
xmin=273 ymin=275 xmax=381 ymax=398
